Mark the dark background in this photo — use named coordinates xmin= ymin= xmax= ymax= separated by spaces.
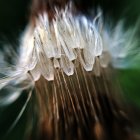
xmin=0 ymin=0 xmax=140 ymax=39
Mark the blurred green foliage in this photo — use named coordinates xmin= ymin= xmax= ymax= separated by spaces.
xmin=119 ymin=69 xmax=140 ymax=107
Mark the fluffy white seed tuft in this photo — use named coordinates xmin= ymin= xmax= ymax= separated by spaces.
xmin=18 ymin=8 xmax=104 ymax=81
xmin=1 ymin=6 xmax=139 ymax=83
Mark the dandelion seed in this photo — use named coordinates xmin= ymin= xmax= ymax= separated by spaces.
xmin=0 ymin=1 xmax=139 ymax=140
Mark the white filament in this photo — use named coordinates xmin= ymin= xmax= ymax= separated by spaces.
xmin=0 ymin=5 xmax=139 ymax=84
xmin=0 ymin=4 xmax=139 ymax=112
xmin=18 ymin=8 xmax=104 ymax=81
